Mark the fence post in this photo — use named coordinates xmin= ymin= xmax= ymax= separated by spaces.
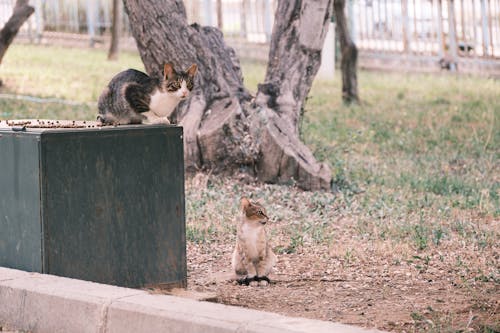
xmin=240 ymin=0 xmax=247 ymax=39
xmin=401 ymin=0 xmax=410 ymax=53
xmin=263 ymin=0 xmax=272 ymax=42
xmin=87 ymin=0 xmax=97 ymax=47
xmin=70 ymin=1 xmax=80 ymax=33
xmin=480 ymin=0 xmax=489 ymax=56
xmin=348 ymin=0 xmax=356 ymax=43
xmin=447 ymin=0 xmax=458 ymax=70
xmin=436 ymin=0 xmax=444 ymax=58
xmin=34 ymin=0 xmax=43 ymax=43
xmin=481 ymin=0 xmax=489 ymax=56
xmin=204 ymin=0 xmax=213 ymax=26
xmin=472 ymin=0 xmax=477 ymax=57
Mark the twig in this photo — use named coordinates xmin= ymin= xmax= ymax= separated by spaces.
xmin=273 ymin=275 xmax=347 ymax=283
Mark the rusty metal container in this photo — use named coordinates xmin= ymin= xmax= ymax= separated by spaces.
xmin=0 ymin=121 xmax=186 ymax=288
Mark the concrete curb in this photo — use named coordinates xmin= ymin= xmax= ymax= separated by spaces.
xmin=0 ymin=267 xmax=385 ymax=333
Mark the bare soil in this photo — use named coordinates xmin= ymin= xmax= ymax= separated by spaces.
xmin=186 ymin=242 xmax=498 ymax=333
xmin=158 ymin=175 xmax=500 ymax=332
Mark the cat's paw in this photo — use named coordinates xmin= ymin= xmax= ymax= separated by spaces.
xmin=249 ymin=280 xmax=259 ymax=287
xmin=256 ymin=276 xmax=271 ymax=287
xmin=143 ymin=115 xmax=170 ymax=125
xmin=157 ymin=117 xmax=171 ymax=125
xmin=237 ymin=276 xmax=256 ymax=286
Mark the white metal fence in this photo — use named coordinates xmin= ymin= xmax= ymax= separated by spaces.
xmin=1 ymin=0 xmax=499 ymax=60
xmin=184 ymin=0 xmax=276 ymax=42
xmin=0 ymin=0 xmax=276 ymax=43
xmin=353 ymin=0 xmax=500 ymax=58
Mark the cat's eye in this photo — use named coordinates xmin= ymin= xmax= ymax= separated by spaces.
xmin=167 ymin=81 xmax=181 ymax=91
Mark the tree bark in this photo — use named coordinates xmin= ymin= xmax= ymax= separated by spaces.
xmin=333 ymin=0 xmax=359 ymax=103
xmin=123 ymin=0 xmax=332 ymax=191
xmin=108 ymin=0 xmax=121 ymax=60
xmin=0 ymin=0 xmax=34 ymax=65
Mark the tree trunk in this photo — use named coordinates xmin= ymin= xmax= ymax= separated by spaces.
xmin=123 ymin=0 xmax=332 ymax=191
xmin=0 ymin=0 xmax=34 ymax=65
xmin=333 ymin=0 xmax=359 ymax=103
xmin=108 ymin=0 xmax=121 ymax=60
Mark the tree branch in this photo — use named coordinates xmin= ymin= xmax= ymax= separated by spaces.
xmin=0 ymin=0 xmax=35 ymax=65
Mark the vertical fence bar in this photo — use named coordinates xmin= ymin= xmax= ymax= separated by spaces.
xmin=370 ymin=0 xmax=376 ymax=49
xmin=472 ymin=0 xmax=477 ymax=56
xmin=437 ymin=0 xmax=444 ymax=58
xmin=419 ymin=0 xmax=423 ymax=53
xmin=487 ymin=0 xmax=494 ymax=55
xmin=496 ymin=0 xmax=500 ymax=56
xmin=102 ymin=0 xmax=111 ymax=32
xmin=383 ymin=0 xmax=388 ymax=50
xmin=348 ymin=0 xmax=356 ymax=44
xmin=480 ymin=0 xmax=489 ymax=55
xmin=429 ymin=0 xmax=436 ymax=55
xmin=357 ymin=0 xmax=364 ymax=44
xmin=460 ymin=0 xmax=465 ymax=45
xmin=87 ymin=0 xmax=96 ymax=46
xmin=204 ymin=0 xmax=213 ymax=26
xmin=34 ymin=0 xmax=43 ymax=42
xmin=402 ymin=0 xmax=410 ymax=53
xmin=364 ymin=1 xmax=373 ymax=48
xmin=263 ymin=0 xmax=272 ymax=42
xmin=54 ymin=0 xmax=61 ymax=31
xmin=240 ymin=0 xmax=247 ymax=39
xmin=448 ymin=0 xmax=458 ymax=69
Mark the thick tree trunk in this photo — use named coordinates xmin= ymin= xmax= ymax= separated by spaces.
xmin=256 ymin=1 xmax=332 ymax=134
xmin=333 ymin=0 xmax=359 ymax=103
xmin=0 ymin=0 xmax=34 ymax=65
xmin=123 ymin=0 xmax=332 ymax=191
xmin=108 ymin=0 xmax=121 ymax=60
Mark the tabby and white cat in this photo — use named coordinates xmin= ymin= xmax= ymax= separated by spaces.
xmin=97 ymin=63 xmax=197 ymax=125
xmin=232 ymin=197 xmax=277 ymax=287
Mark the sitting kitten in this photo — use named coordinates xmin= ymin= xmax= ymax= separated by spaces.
xmin=232 ymin=197 xmax=277 ymax=287
xmin=97 ymin=63 xmax=197 ymax=125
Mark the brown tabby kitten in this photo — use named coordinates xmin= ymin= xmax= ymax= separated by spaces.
xmin=97 ymin=63 xmax=197 ymax=125
xmin=232 ymin=197 xmax=277 ymax=287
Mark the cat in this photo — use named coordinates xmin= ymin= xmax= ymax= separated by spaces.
xmin=97 ymin=63 xmax=197 ymax=125
xmin=231 ymin=197 xmax=277 ymax=287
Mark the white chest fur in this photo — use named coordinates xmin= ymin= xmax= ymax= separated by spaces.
xmin=148 ymin=89 xmax=181 ymax=117
xmin=241 ymin=222 xmax=264 ymax=260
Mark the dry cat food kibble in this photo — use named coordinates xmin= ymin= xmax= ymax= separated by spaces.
xmin=1 ymin=119 xmax=107 ymax=129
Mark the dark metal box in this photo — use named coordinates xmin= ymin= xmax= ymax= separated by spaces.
xmin=0 ymin=124 xmax=186 ymax=288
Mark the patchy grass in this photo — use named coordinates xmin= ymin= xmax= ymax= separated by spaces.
xmin=1 ymin=43 xmax=499 ymax=332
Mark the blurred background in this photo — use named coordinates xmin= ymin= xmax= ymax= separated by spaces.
xmin=1 ymin=0 xmax=500 ymax=74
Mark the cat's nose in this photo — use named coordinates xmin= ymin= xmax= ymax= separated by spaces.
xmin=181 ymin=91 xmax=188 ymax=98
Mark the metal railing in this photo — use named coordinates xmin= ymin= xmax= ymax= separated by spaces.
xmin=352 ymin=0 xmax=500 ymax=59
xmin=1 ymin=0 xmax=498 ymax=62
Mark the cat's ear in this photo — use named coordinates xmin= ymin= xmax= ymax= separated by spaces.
xmin=240 ymin=197 xmax=251 ymax=212
xmin=186 ymin=64 xmax=197 ymax=77
xmin=163 ymin=63 xmax=175 ymax=80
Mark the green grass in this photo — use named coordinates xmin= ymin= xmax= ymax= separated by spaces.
xmin=1 ymin=44 xmax=143 ymax=102
xmin=1 ymin=43 xmax=499 ymax=250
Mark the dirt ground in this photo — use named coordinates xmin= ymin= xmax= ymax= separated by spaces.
xmin=185 ymin=242 xmax=498 ymax=333
xmin=168 ymin=176 xmax=500 ymax=333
